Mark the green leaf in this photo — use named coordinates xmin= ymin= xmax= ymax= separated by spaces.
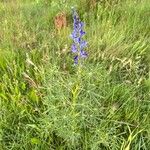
xmin=31 ymin=138 xmax=40 ymax=145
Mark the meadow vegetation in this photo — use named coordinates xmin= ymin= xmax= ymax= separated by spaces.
xmin=0 ymin=0 xmax=150 ymax=149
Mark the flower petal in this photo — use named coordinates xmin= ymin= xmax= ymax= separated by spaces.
xmin=71 ymin=44 xmax=78 ymax=53
xmin=80 ymin=50 xmax=88 ymax=58
xmin=74 ymin=55 xmax=78 ymax=64
xmin=80 ymin=40 xmax=87 ymax=49
xmin=80 ymin=30 xmax=85 ymax=36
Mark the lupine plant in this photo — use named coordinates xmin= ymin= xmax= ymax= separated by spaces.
xmin=70 ymin=8 xmax=88 ymax=112
xmin=71 ymin=8 xmax=88 ymax=65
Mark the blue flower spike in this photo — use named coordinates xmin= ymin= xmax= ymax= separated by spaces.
xmin=71 ymin=8 xmax=88 ymax=65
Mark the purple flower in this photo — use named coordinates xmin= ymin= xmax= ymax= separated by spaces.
xmin=80 ymin=40 xmax=87 ymax=49
xmin=71 ymin=44 xmax=77 ymax=53
xmin=80 ymin=50 xmax=88 ymax=58
xmin=74 ymin=55 xmax=78 ymax=64
xmin=71 ymin=31 xmax=77 ymax=39
xmin=71 ymin=8 xmax=88 ymax=65
xmin=80 ymin=30 xmax=85 ymax=36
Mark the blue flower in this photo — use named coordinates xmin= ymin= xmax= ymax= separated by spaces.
xmin=80 ymin=50 xmax=88 ymax=58
xmin=74 ymin=55 xmax=78 ymax=64
xmin=71 ymin=8 xmax=88 ymax=65
xmin=71 ymin=44 xmax=78 ymax=53
xmin=80 ymin=29 xmax=85 ymax=36
xmin=80 ymin=40 xmax=87 ymax=49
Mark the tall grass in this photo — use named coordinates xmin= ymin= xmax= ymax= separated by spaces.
xmin=0 ymin=0 xmax=150 ymax=149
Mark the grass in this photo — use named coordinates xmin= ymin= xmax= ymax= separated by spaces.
xmin=0 ymin=0 xmax=150 ymax=149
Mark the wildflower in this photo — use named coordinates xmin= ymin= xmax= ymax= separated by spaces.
xmin=71 ymin=8 xmax=88 ymax=64
xmin=74 ymin=55 xmax=78 ymax=64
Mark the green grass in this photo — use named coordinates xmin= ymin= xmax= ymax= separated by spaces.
xmin=0 ymin=0 xmax=150 ymax=149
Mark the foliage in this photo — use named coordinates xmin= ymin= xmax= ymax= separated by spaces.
xmin=0 ymin=0 xmax=150 ymax=149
